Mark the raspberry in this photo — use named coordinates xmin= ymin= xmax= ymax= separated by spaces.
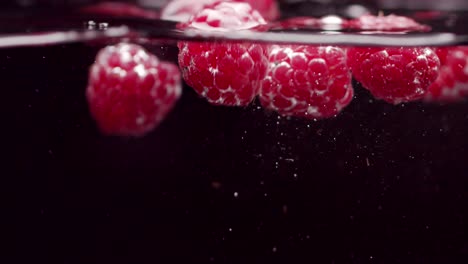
xmin=179 ymin=1 xmax=266 ymax=31
xmin=347 ymin=47 xmax=440 ymax=104
xmin=177 ymin=2 xmax=268 ymax=106
xmin=249 ymin=0 xmax=280 ymax=22
xmin=425 ymin=47 xmax=468 ymax=102
xmin=259 ymin=45 xmax=354 ymax=118
xmin=347 ymin=14 xmax=430 ymax=32
xmin=161 ymin=0 xmax=279 ymax=22
xmin=86 ymin=43 xmax=182 ymax=137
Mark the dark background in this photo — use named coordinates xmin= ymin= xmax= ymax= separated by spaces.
xmin=6 ymin=1 xmax=468 ymax=264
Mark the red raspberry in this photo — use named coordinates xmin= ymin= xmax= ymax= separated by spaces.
xmin=86 ymin=43 xmax=182 ymax=137
xmin=347 ymin=47 xmax=440 ymax=104
xmin=347 ymin=14 xmax=430 ymax=32
xmin=178 ymin=1 xmax=266 ymax=31
xmin=161 ymin=0 xmax=279 ymax=22
xmin=177 ymin=1 xmax=268 ymax=106
xmin=425 ymin=47 xmax=468 ymax=102
xmin=249 ymin=0 xmax=280 ymax=22
xmin=259 ymin=45 xmax=354 ymax=118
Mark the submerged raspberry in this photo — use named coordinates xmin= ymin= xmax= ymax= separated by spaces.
xmin=259 ymin=45 xmax=354 ymax=118
xmin=425 ymin=47 xmax=468 ymax=102
xmin=86 ymin=43 xmax=182 ymax=137
xmin=161 ymin=0 xmax=279 ymax=22
xmin=177 ymin=1 xmax=268 ymax=106
xmin=347 ymin=47 xmax=440 ymax=104
xmin=178 ymin=42 xmax=267 ymax=106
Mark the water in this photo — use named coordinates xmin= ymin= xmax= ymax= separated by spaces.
xmin=9 ymin=1 xmax=468 ymax=263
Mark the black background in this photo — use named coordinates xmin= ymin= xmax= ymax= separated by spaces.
xmin=9 ymin=42 xmax=468 ymax=264
xmin=7 ymin=1 xmax=468 ymax=264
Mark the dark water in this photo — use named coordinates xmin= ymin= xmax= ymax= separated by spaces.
xmin=7 ymin=1 xmax=468 ymax=263
xmin=9 ymin=42 xmax=468 ymax=263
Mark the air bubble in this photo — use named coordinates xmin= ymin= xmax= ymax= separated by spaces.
xmin=85 ymin=20 xmax=97 ymax=30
